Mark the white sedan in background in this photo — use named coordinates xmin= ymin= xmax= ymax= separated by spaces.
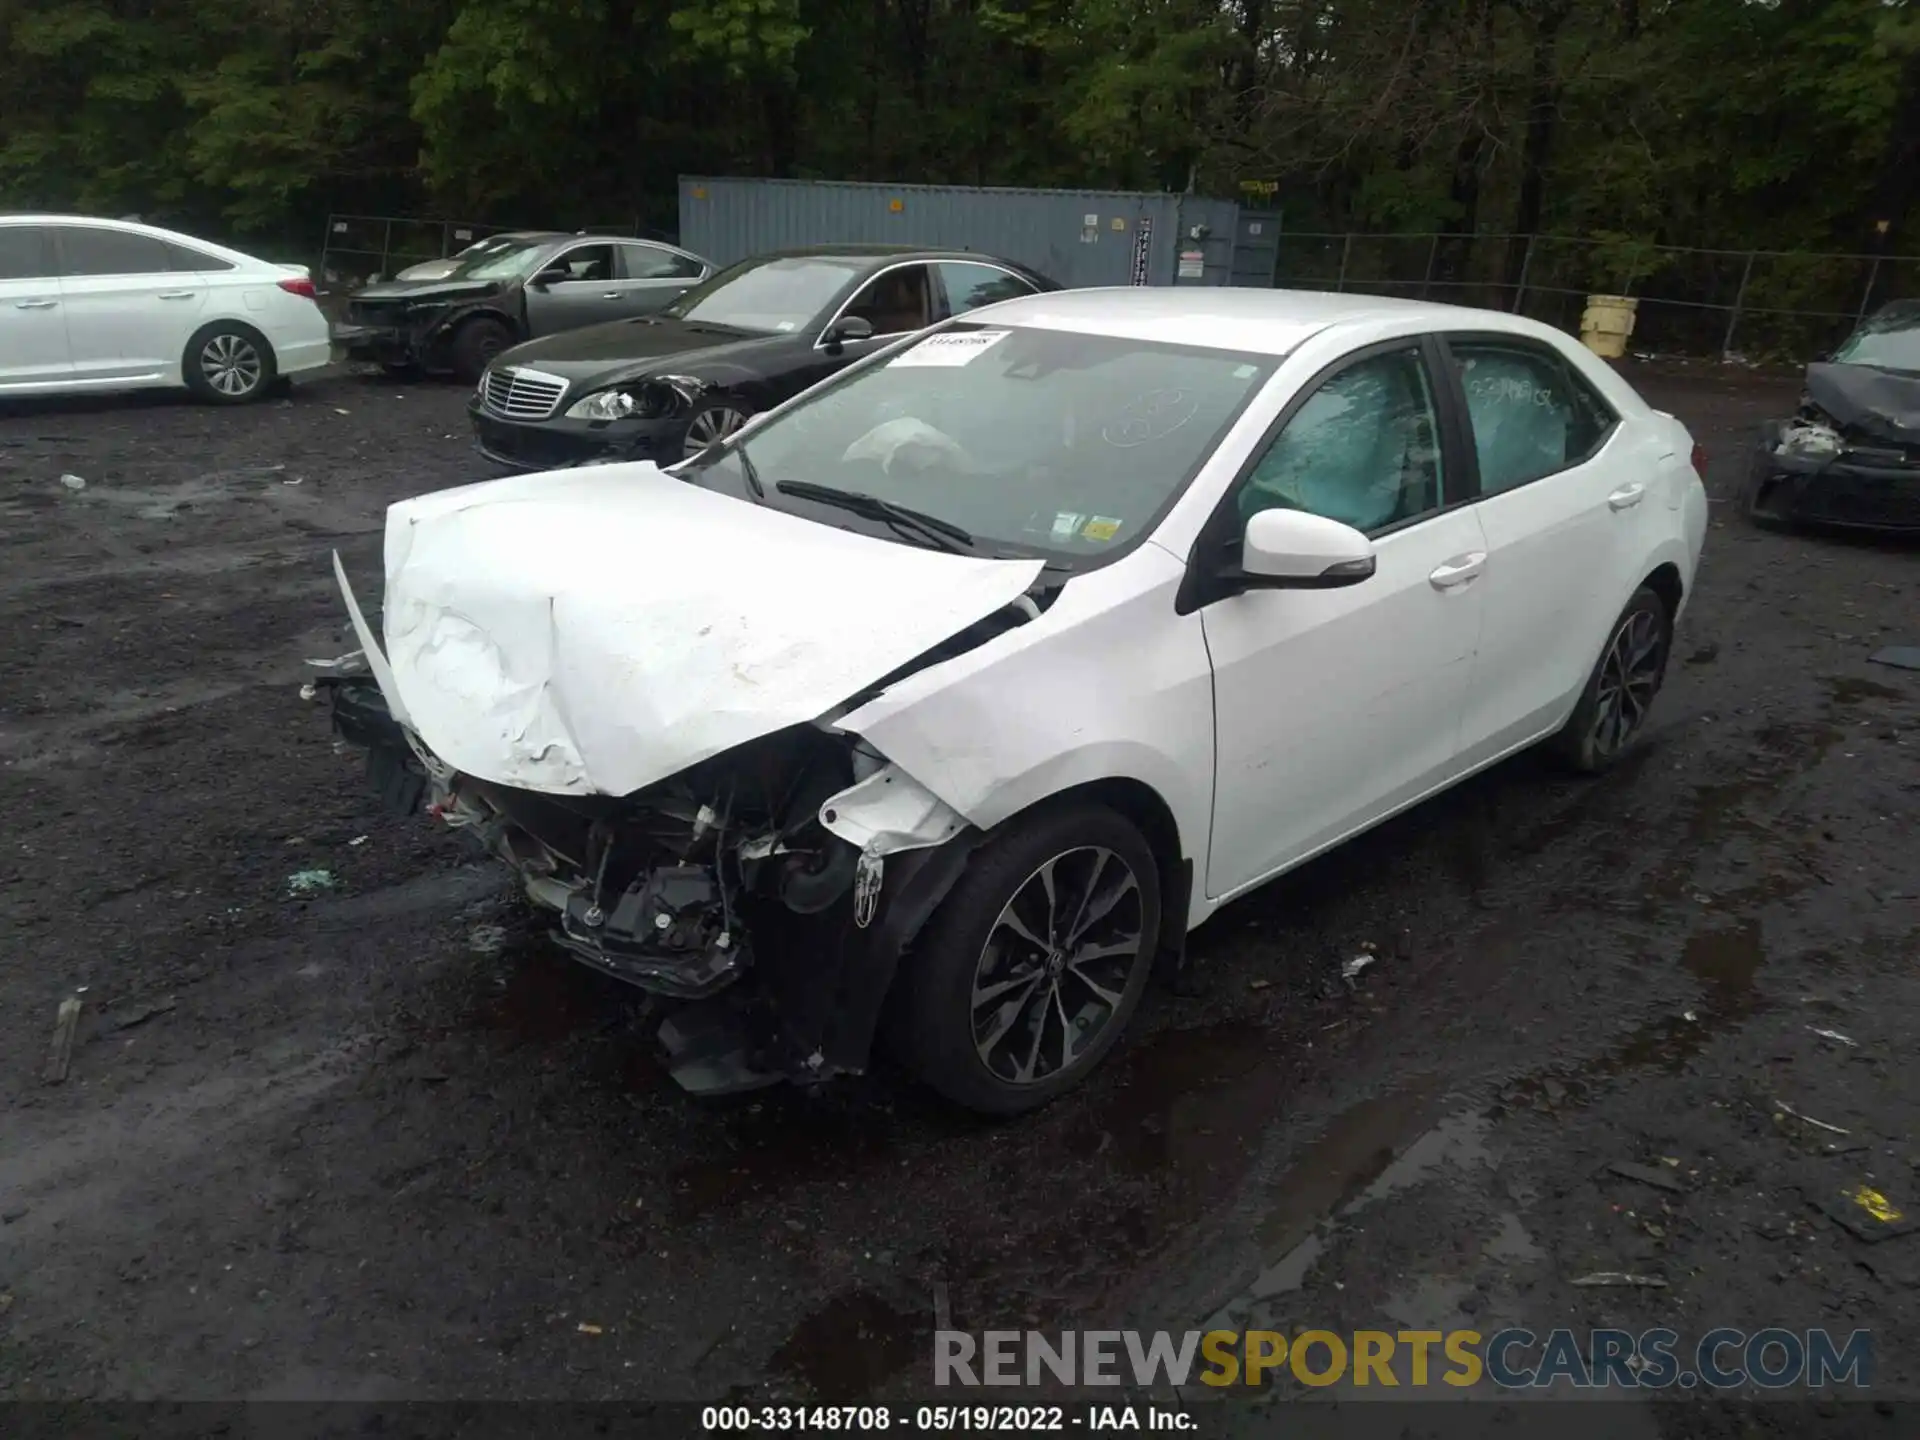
xmin=316 ymin=287 xmax=1709 ymax=1114
xmin=0 ymin=214 xmax=330 ymax=403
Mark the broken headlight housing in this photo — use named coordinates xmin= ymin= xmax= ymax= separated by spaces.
xmin=566 ymin=383 xmax=672 ymax=422
xmin=1778 ymin=402 xmax=1844 ymax=461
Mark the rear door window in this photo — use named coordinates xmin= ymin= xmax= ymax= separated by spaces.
xmin=0 ymin=226 xmax=55 ymax=280
xmin=53 ymin=226 xmax=173 ymax=278
xmin=619 ymin=244 xmax=704 ymax=280
xmin=1447 ymin=339 xmax=1616 ymax=495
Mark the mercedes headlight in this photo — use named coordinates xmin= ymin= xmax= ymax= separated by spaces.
xmin=566 ymin=389 xmax=644 ymax=421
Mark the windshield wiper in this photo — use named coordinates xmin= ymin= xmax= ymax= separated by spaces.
xmin=775 ymin=481 xmax=974 ymax=551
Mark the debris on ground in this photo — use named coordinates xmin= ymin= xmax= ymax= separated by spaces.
xmin=576 ymin=1322 xmax=604 ymax=1335
xmin=348 ymin=835 xmax=369 ymax=847
xmin=1248 ymin=977 xmax=1272 ymax=991
xmin=59 ymin=473 xmax=86 ymax=491
xmin=1341 ymin=945 xmax=1377 ymax=982
xmin=1607 ymin=1161 xmax=1687 ymax=1195
xmin=1570 ymin=1272 xmax=1668 ymax=1288
xmin=469 ymin=925 xmax=508 ymax=956
xmin=1776 ymin=1100 xmax=1850 ymax=1135
xmin=285 ymin=869 xmax=337 ymax=897
xmin=44 ymin=996 xmax=83 ymax=1083
xmin=1811 ymin=1185 xmax=1915 ymax=1242
xmin=303 ymin=650 xmax=365 ymax=671
xmin=1809 ymin=1026 xmax=1859 ymax=1047
xmin=113 ymin=997 xmax=177 ymax=1031
xmin=1867 ymin=646 xmax=1920 ymax=672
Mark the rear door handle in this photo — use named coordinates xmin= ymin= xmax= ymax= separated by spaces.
xmin=157 ymin=290 xmax=197 ymax=300
xmin=601 ymin=291 xmax=622 ymax=299
xmin=1608 ymin=482 xmax=1647 ymax=510
xmin=15 ymin=299 xmax=57 ymax=310
xmin=1429 ymin=552 xmax=1486 ymax=589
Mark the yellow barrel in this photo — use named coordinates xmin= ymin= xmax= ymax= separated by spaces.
xmin=1580 ymin=294 xmax=1638 ymax=358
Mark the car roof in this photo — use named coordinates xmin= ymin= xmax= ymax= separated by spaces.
xmin=757 ymin=244 xmax=1026 ymax=264
xmin=970 ymin=285 xmax=1557 ymax=356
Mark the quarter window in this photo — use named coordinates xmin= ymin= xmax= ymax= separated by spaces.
xmin=936 ymin=262 xmax=1037 ymax=316
xmin=0 ymin=226 xmax=54 ymax=280
xmin=1237 ymin=346 xmax=1447 ymax=534
xmin=163 ymin=241 xmax=235 ymax=272
xmin=53 ymin=226 xmax=171 ymax=278
xmin=1450 ymin=340 xmax=1613 ymax=495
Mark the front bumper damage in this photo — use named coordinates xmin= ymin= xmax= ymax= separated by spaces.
xmin=1750 ymin=411 xmax=1920 ymax=533
xmin=309 ymin=667 xmax=982 ymax=1096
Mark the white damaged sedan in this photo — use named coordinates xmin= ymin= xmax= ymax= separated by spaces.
xmin=314 ymin=287 xmax=1708 ymax=1113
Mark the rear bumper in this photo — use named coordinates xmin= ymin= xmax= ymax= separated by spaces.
xmin=1751 ymin=426 xmax=1920 ymax=532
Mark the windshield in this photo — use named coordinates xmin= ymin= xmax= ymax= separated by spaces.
xmin=663 ymin=255 xmax=868 ymax=333
xmin=692 ymin=324 xmax=1277 ymax=560
xmin=1832 ymin=307 xmax=1920 ymax=373
xmin=448 ymin=238 xmax=553 ymax=282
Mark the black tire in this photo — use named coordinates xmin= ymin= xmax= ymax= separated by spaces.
xmin=893 ymin=801 xmax=1162 ymax=1115
xmin=1547 ymin=585 xmax=1673 ymax=774
xmin=449 ymin=317 xmax=514 ymax=384
xmin=671 ymin=399 xmax=754 ymax=463
xmin=182 ymin=322 xmax=276 ymax=405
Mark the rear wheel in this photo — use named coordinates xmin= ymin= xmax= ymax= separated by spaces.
xmin=449 ymin=318 xmax=513 ymax=384
xmin=182 ymin=322 xmax=276 ymax=404
xmin=1547 ymin=585 xmax=1672 ymax=774
xmin=894 ymin=801 xmax=1161 ymax=1114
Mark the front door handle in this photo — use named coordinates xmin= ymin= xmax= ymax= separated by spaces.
xmin=1429 ymin=552 xmax=1487 ymax=589
xmin=1608 ymin=482 xmax=1647 ymax=510
xmin=15 ymin=299 xmax=57 ymax=310
xmin=601 ymin=291 xmax=622 ymax=300
xmin=157 ymin=290 xmax=197 ymax=300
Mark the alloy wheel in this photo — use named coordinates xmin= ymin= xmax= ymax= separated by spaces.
xmin=201 ymin=333 xmax=263 ymax=397
xmin=686 ymin=406 xmax=747 ymax=448
xmin=970 ymin=846 xmax=1146 ymax=1086
xmin=1590 ymin=608 xmax=1665 ymax=758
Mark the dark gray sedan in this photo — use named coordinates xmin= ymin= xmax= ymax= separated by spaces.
xmin=332 ymin=232 xmax=715 ymax=381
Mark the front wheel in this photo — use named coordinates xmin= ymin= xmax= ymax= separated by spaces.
xmin=183 ymin=323 xmax=276 ymax=404
xmin=672 ymin=399 xmax=754 ymax=463
xmin=894 ymin=802 xmax=1161 ymax=1114
xmin=449 ymin=318 xmax=513 ymax=384
xmin=1547 ymin=585 xmax=1673 ymax=774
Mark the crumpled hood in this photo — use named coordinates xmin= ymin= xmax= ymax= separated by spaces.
xmin=1804 ymin=361 xmax=1920 ymax=446
xmin=370 ymin=464 xmax=1046 ymax=797
xmin=351 ymin=278 xmax=502 ymax=305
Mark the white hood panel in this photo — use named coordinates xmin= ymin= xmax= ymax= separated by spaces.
xmin=376 ymin=463 xmax=1045 ymax=797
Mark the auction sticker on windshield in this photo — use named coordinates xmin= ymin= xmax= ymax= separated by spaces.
xmin=891 ymin=329 xmax=1012 ymax=367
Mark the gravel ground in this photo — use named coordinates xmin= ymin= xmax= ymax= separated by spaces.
xmin=0 ymin=363 xmax=1915 ymax=1429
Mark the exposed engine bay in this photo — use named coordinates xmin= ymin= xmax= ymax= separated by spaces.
xmin=1748 ymin=358 xmax=1920 ymax=532
xmin=308 ymin=588 xmax=1049 ymax=1095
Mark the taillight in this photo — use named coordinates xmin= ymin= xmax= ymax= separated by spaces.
xmin=1690 ymin=442 xmax=1707 ymax=478
xmin=277 ymin=276 xmax=317 ymax=300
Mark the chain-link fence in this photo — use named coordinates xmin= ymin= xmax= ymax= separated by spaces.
xmin=1272 ymin=232 xmax=1920 ymax=362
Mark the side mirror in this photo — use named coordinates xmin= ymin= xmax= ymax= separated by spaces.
xmin=822 ymin=315 xmax=875 ymax=353
xmin=1239 ymin=508 xmax=1376 ymax=589
xmin=530 ymin=266 xmax=568 ymax=290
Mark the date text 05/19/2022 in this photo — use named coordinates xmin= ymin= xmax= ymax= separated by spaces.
xmin=700 ymin=1405 xmax=1195 ymax=1431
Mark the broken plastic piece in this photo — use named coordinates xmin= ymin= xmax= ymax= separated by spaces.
xmin=59 ymin=473 xmax=86 ymax=491
xmin=1776 ymin=1100 xmax=1850 ymax=1135
xmin=286 ymin=868 xmax=337 ymax=897
xmin=1808 ymin=1026 xmax=1858 ymax=1048
xmin=1341 ymin=953 xmax=1375 ymax=982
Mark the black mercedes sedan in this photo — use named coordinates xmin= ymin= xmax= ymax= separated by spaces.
xmin=467 ymin=245 xmax=1059 ymax=471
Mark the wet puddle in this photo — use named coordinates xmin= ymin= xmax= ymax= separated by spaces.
xmin=768 ymin=1288 xmax=925 ymax=1402
xmin=1099 ymin=1020 xmax=1295 ymax=1179
xmin=1503 ymin=919 xmax=1766 ymax=1110
xmin=1823 ymin=674 xmax=1905 ymax=706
